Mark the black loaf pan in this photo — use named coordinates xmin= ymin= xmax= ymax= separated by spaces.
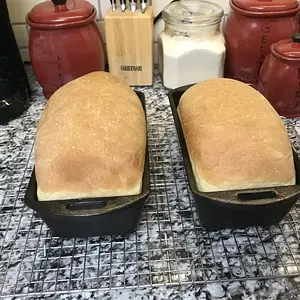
xmin=24 ymin=91 xmax=150 ymax=238
xmin=169 ymin=85 xmax=300 ymax=230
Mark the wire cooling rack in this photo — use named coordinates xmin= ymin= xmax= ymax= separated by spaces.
xmin=1 ymin=118 xmax=300 ymax=298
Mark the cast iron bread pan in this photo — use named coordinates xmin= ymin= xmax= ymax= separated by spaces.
xmin=168 ymin=85 xmax=300 ymax=230
xmin=24 ymin=91 xmax=150 ymax=238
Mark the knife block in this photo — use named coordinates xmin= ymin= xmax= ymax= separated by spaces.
xmin=104 ymin=7 xmax=153 ymax=86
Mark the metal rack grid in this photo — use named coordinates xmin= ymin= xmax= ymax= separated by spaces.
xmin=1 ymin=119 xmax=300 ymax=298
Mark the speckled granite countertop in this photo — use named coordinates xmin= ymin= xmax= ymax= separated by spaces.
xmin=1 ymin=67 xmax=300 ymax=300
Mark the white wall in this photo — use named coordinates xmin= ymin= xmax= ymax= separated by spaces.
xmin=7 ymin=0 xmax=231 ymax=63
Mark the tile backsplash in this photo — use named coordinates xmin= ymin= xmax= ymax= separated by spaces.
xmin=7 ymin=0 xmax=231 ymax=63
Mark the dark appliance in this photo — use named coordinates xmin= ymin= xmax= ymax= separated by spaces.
xmin=0 ymin=0 xmax=30 ymax=124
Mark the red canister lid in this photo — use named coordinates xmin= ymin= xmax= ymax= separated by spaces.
xmin=27 ymin=0 xmax=94 ymax=24
xmin=232 ymin=0 xmax=299 ymax=13
xmin=273 ymin=34 xmax=300 ymax=60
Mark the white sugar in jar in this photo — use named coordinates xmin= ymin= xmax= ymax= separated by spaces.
xmin=158 ymin=0 xmax=225 ymax=89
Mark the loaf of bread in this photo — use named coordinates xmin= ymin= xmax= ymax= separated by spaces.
xmin=35 ymin=72 xmax=146 ymax=201
xmin=178 ymin=78 xmax=295 ymax=192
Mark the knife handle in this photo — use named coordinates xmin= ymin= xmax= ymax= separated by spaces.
xmin=129 ymin=0 xmax=137 ymax=12
xmin=110 ymin=0 xmax=117 ymax=11
xmin=119 ymin=0 xmax=126 ymax=11
xmin=140 ymin=0 xmax=147 ymax=13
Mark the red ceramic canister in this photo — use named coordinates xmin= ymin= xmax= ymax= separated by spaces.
xmin=258 ymin=34 xmax=300 ymax=118
xmin=26 ymin=0 xmax=105 ymax=99
xmin=224 ymin=0 xmax=300 ymax=87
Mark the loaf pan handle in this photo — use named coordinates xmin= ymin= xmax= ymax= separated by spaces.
xmin=237 ymin=191 xmax=278 ymax=201
xmin=209 ymin=186 xmax=300 ymax=206
xmin=66 ymin=200 xmax=108 ymax=211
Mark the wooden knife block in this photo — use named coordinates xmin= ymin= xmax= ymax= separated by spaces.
xmin=104 ymin=7 xmax=153 ymax=86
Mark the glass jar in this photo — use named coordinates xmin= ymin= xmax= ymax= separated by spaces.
xmin=158 ymin=0 xmax=225 ymax=89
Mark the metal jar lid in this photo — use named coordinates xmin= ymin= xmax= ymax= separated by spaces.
xmin=163 ymin=0 xmax=224 ymax=27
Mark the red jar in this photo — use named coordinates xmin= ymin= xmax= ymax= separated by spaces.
xmin=26 ymin=0 xmax=105 ymax=99
xmin=258 ymin=34 xmax=300 ymax=118
xmin=224 ymin=0 xmax=300 ymax=87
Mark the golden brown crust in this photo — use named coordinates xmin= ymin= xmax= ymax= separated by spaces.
xmin=35 ymin=72 xmax=146 ymax=200
xmin=178 ymin=78 xmax=295 ymax=192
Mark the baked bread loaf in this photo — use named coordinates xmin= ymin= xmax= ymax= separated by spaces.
xmin=178 ymin=78 xmax=295 ymax=192
xmin=35 ymin=72 xmax=146 ymax=201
